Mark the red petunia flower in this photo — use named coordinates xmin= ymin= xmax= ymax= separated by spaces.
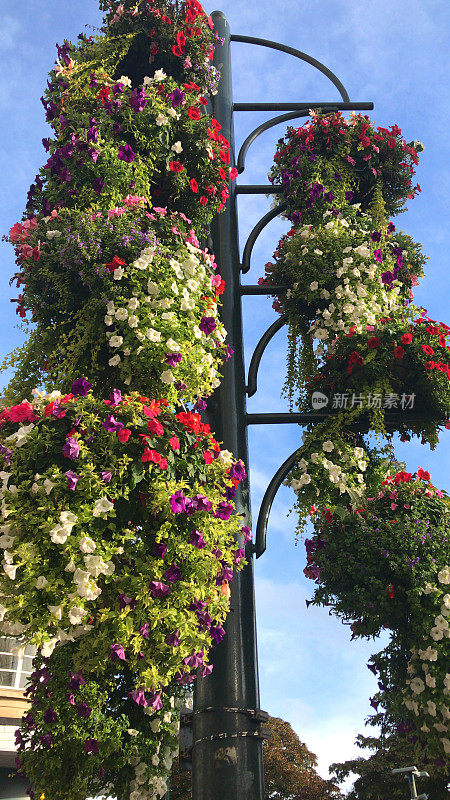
xmin=190 ymin=178 xmax=198 ymax=193
xmin=394 ymin=346 xmax=405 ymax=359
xmin=169 ymin=161 xmax=184 ymax=172
xmin=422 ymin=344 xmax=434 ymax=356
xmin=401 ymin=332 xmax=413 ymax=344
xmin=187 ymin=106 xmax=201 ymax=121
xmin=117 ymin=428 xmax=131 ymax=443
xmin=417 ymin=468 xmax=431 ymax=481
xmin=367 ymin=336 xmax=380 ymax=349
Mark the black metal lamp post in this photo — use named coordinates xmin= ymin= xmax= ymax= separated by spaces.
xmin=192 ymin=11 xmax=374 ymax=799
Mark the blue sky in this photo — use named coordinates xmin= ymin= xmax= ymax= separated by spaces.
xmin=1 ymin=0 xmax=450 ymax=790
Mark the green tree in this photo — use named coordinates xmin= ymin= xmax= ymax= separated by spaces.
xmin=169 ymin=715 xmax=343 ymax=799
xmin=330 ymin=731 xmax=450 ymax=800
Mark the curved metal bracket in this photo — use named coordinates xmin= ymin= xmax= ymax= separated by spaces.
xmin=230 ymin=35 xmax=350 ymax=103
xmin=241 ymin=202 xmax=288 ymax=274
xmin=247 ymin=315 xmax=288 ymax=397
xmin=254 ymin=448 xmax=300 ymax=558
xmin=237 ymin=109 xmax=314 ymax=174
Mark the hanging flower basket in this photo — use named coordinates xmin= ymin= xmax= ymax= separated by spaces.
xmin=6 ymin=205 xmax=228 ymax=404
xmin=303 ymin=468 xmax=450 ymax=637
xmin=0 ymin=388 xmax=249 ymax=691
xmin=307 ymin=315 xmax=450 ymax=447
xmin=268 ymin=111 xmax=423 ymax=224
xmin=27 ymin=59 xmax=233 ymax=230
xmin=16 ymin=643 xmax=182 ymax=800
xmin=97 ymin=0 xmax=221 ymax=94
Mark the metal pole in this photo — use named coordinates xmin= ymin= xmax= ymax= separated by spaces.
xmin=192 ymin=11 xmax=265 ymax=800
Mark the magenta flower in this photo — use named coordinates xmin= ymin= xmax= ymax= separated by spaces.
xmin=153 ymin=541 xmax=167 ymax=558
xmin=189 ymin=529 xmax=206 ymax=549
xmin=65 ymin=470 xmax=80 ymax=491
xmin=200 ymin=664 xmax=213 ymax=677
xmin=68 ymin=672 xmax=85 ymax=691
xmin=118 ymin=594 xmax=136 ymax=610
xmin=149 ymin=580 xmax=171 ymax=598
xmin=102 ymin=414 xmax=124 ymax=432
xmin=241 ymin=526 xmax=252 ymax=542
xmin=71 ymin=378 xmax=92 ymax=396
xmin=62 ymin=437 xmax=80 ymax=460
xmin=170 ymin=88 xmax=185 ymax=107
xmin=183 ymin=650 xmax=204 ymax=669
xmin=199 ymin=316 xmax=216 ymax=335
xmin=76 ymin=703 xmax=92 ymax=718
xmin=148 ymin=690 xmax=163 ymax=710
xmin=170 ymin=490 xmax=187 ymax=514
xmin=130 ymin=688 xmax=148 ymax=707
xmin=139 ymin=622 xmax=150 ymax=639
xmin=110 ymin=643 xmax=126 ymax=662
xmin=118 ymin=144 xmax=136 ymax=162
xmin=85 ymin=738 xmax=99 ymax=754
xmin=109 ymin=389 xmax=122 ymax=406
xmin=214 ymin=502 xmax=234 ymax=521
xmin=165 ymin=630 xmax=181 ymax=647
xmin=164 ymin=562 xmax=182 ymax=583
xmin=374 ymin=249 xmax=383 ymax=263
xmin=210 ymin=625 xmax=225 ymax=644
xmin=43 ymin=708 xmax=58 ymax=725
xmin=129 ymin=87 xmax=147 ymax=112
xmin=101 ymin=471 xmax=113 ymax=483
xmin=165 ymin=352 xmax=182 ymax=367
xmin=234 ymin=548 xmax=245 ymax=566
xmin=229 ymin=461 xmax=246 ymax=481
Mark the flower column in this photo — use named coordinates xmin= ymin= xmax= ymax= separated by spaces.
xmin=192 ymin=12 xmax=266 ymax=800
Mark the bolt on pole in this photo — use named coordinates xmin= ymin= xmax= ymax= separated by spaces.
xmin=192 ymin=10 xmax=265 ymax=800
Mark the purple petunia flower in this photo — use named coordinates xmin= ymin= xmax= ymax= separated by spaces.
xmin=62 ymin=437 xmax=80 ymax=460
xmin=68 ymin=672 xmax=85 ymax=691
xmin=165 ymin=352 xmax=182 ymax=367
xmin=102 ymin=414 xmax=124 ymax=432
xmin=170 ymin=490 xmax=187 ymax=514
xmin=170 ymin=88 xmax=185 ymax=107
xmin=225 ymin=344 xmax=234 ymax=361
xmin=118 ymin=594 xmax=136 ymax=610
xmin=345 ymin=190 xmax=354 ymax=201
xmin=216 ymin=565 xmax=233 ymax=584
xmin=199 ymin=316 xmax=216 ymax=336
xmin=241 ymin=526 xmax=252 ymax=542
xmin=189 ymin=529 xmax=206 ymax=549
xmin=148 ymin=690 xmax=163 ymax=710
xmin=228 ymin=461 xmax=246 ymax=482
xmin=193 ymin=397 xmax=208 ymax=412
xmin=165 ymin=630 xmax=181 ymax=647
xmin=374 ymin=249 xmax=383 ymax=263
xmin=76 ymin=703 xmax=92 ymax=719
xmin=118 ymin=144 xmax=136 ymax=163
xmin=149 ymin=581 xmax=171 ymax=598
xmin=214 ymin=502 xmax=234 ymax=521
xmin=0 ymin=444 xmax=12 ymax=465
xmin=190 ymin=494 xmax=212 ymax=513
xmin=130 ymin=688 xmax=148 ymax=707
xmin=43 ymin=708 xmax=57 ymax=725
xmin=65 ymin=470 xmax=80 ymax=491
xmin=210 ymin=625 xmax=226 ymax=644
xmin=129 ymin=87 xmax=148 ymax=112
xmin=71 ymin=378 xmax=92 ymax=396
xmin=224 ymin=484 xmax=236 ymax=501
xmin=234 ymin=548 xmax=245 ymax=566
xmin=200 ymin=664 xmax=213 ymax=677
xmin=110 ymin=643 xmax=126 ymax=662
xmin=153 ymin=541 xmax=167 ymax=558
xmin=41 ymin=734 xmax=53 ymax=747
xmin=371 ymin=231 xmax=381 ymax=242
xmin=183 ymin=650 xmax=204 ymax=669
xmin=164 ymin=562 xmax=182 ymax=583
xmin=109 ymin=389 xmax=122 ymax=406
xmin=85 ymin=738 xmax=99 ymax=754
xmin=140 ymin=622 xmax=150 ymax=639
xmin=65 ymin=692 xmax=76 ymax=705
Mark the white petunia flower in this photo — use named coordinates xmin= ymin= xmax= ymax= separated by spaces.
xmin=410 ymin=676 xmax=425 ymax=694
xmin=115 ymin=307 xmax=128 ymax=321
xmin=156 ymin=113 xmax=168 ymax=126
xmin=113 ymin=267 xmax=124 ymax=280
xmin=322 ymin=441 xmax=334 ymax=452
xmin=128 ymin=297 xmax=140 ymax=310
xmin=93 ymin=497 xmax=114 ymax=517
xmin=36 ymin=576 xmax=49 ymax=589
xmin=68 ymin=606 xmax=88 ymax=625
xmin=309 ymin=281 xmax=319 ymax=291
xmin=161 ymin=370 xmax=175 ymax=385
xmin=166 ymin=339 xmax=180 ymax=351
xmin=146 ymin=328 xmax=161 ymax=343
xmin=118 ymin=75 xmax=132 ymax=87
xmin=109 ymin=335 xmax=123 ymax=348
xmin=79 ymin=537 xmax=96 ymax=554
xmin=128 ymin=315 xmax=138 ymax=328
xmin=438 ymin=567 xmax=450 ymax=585
xmin=171 ymin=141 xmax=183 ymax=153
xmin=48 ymin=604 xmax=63 ymax=619
xmin=50 ymin=525 xmax=71 ymax=544
xmin=109 ymin=355 xmax=121 ymax=367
